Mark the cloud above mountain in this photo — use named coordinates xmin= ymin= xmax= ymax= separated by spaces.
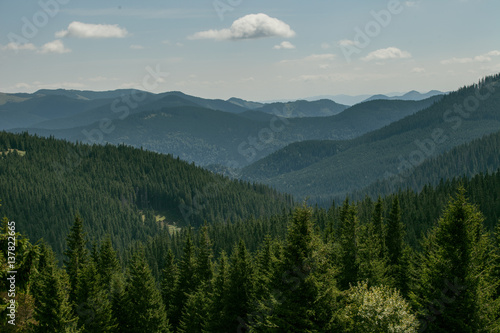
xmin=189 ymin=13 xmax=295 ymax=41
xmin=362 ymin=47 xmax=412 ymax=61
xmin=56 ymin=21 xmax=128 ymax=38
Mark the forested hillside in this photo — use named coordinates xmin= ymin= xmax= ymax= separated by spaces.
xmin=243 ymin=74 xmax=500 ymax=199
xmin=0 ymin=132 xmax=292 ymax=258
xmin=2 ymin=174 xmax=499 ymax=332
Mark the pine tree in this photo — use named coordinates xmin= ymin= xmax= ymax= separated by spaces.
xmin=338 ymin=198 xmax=360 ymax=290
xmin=64 ymin=216 xmax=89 ymax=307
xmin=161 ymin=249 xmax=178 ymax=317
xmin=98 ymin=235 xmax=121 ymax=288
xmin=74 ymin=260 xmax=117 ymax=333
xmin=195 ymin=224 xmax=213 ymax=285
xmin=206 ymin=251 xmax=230 ymax=332
xmin=226 ymin=239 xmax=255 ymax=331
xmin=385 ymin=196 xmax=408 ymax=294
xmin=177 ymin=287 xmax=210 ymax=333
xmin=122 ymin=248 xmax=170 ymax=333
xmin=31 ymin=243 xmax=79 ymax=332
xmin=170 ymin=233 xmax=196 ymax=329
xmin=263 ymin=205 xmax=338 ymax=331
xmin=411 ymin=189 xmax=494 ymax=332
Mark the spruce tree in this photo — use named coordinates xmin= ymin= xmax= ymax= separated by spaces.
xmin=385 ymin=196 xmax=408 ymax=294
xmin=226 ymin=239 xmax=255 ymax=331
xmin=263 ymin=205 xmax=338 ymax=331
xmin=170 ymin=233 xmax=196 ymax=329
xmin=195 ymin=224 xmax=213 ymax=285
xmin=74 ymin=260 xmax=117 ymax=333
xmin=161 ymin=249 xmax=178 ymax=317
xmin=64 ymin=216 xmax=89 ymax=307
xmin=122 ymin=248 xmax=170 ymax=333
xmin=411 ymin=189 xmax=494 ymax=332
xmin=98 ymin=235 xmax=121 ymax=288
xmin=206 ymin=251 xmax=230 ymax=332
xmin=32 ymin=243 xmax=79 ymax=332
xmin=338 ymin=198 xmax=360 ymax=290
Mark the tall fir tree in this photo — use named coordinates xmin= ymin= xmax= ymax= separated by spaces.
xmin=206 ymin=251 xmax=230 ymax=333
xmin=31 ymin=243 xmax=79 ymax=333
xmin=226 ymin=239 xmax=255 ymax=331
xmin=74 ymin=259 xmax=117 ymax=333
xmin=260 ymin=205 xmax=338 ymax=332
xmin=338 ymin=198 xmax=360 ymax=290
xmin=98 ymin=235 xmax=121 ymax=289
xmin=170 ymin=232 xmax=196 ymax=329
xmin=64 ymin=216 xmax=89 ymax=308
xmin=195 ymin=224 xmax=213 ymax=286
xmin=411 ymin=189 xmax=495 ymax=332
xmin=122 ymin=247 xmax=170 ymax=333
xmin=161 ymin=249 xmax=178 ymax=317
xmin=385 ymin=196 xmax=409 ymax=295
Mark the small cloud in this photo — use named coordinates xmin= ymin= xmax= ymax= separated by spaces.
xmin=411 ymin=67 xmax=426 ymax=73
xmin=189 ymin=13 xmax=295 ymax=41
xmin=56 ymin=21 xmax=128 ymax=38
xmin=1 ymin=42 xmax=37 ymax=51
xmin=304 ymin=53 xmax=336 ymax=61
xmin=338 ymin=39 xmax=359 ymax=47
xmin=280 ymin=53 xmax=336 ymax=65
xmin=14 ymin=82 xmax=32 ymax=89
xmin=405 ymin=1 xmax=420 ymax=7
xmin=273 ymin=41 xmax=295 ymax=50
xmin=362 ymin=47 xmax=412 ymax=61
xmin=321 ymin=42 xmax=331 ymax=49
xmin=38 ymin=40 xmax=71 ymax=54
xmin=441 ymin=50 xmax=500 ymax=64
xmin=130 ymin=44 xmax=144 ymax=50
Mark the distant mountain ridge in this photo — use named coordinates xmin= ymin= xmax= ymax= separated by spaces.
xmin=240 ymin=74 xmax=500 ymax=200
xmin=362 ymin=90 xmax=444 ymax=103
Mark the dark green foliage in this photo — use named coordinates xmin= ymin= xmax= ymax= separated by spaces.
xmin=160 ymin=249 xmax=177 ymax=316
xmin=74 ymin=260 xmax=116 ymax=333
xmin=226 ymin=240 xmax=255 ymax=330
xmin=122 ymin=248 xmax=170 ymax=333
xmin=31 ymin=243 xmax=79 ymax=333
xmin=64 ymin=216 xmax=89 ymax=308
xmin=98 ymin=235 xmax=121 ymax=288
xmin=337 ymin=199 xmax=360 ymax=290
xmin=170 ymin=233 xmax=196 ymax=328
xmin=0 ymin=131 xmax=292 ymax=260
xmin=411 ymin=189 xmax=495 ymax=332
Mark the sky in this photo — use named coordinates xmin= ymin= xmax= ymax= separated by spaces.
xmin=1 ymin=0 xmax=500 ymax=101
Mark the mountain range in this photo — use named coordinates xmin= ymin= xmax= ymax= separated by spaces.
xmin=1 ymin=89 xmax=441 ymax=167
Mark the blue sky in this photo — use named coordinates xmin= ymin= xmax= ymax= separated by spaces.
xmin=1 ymin=0 xmax=499 ymax=101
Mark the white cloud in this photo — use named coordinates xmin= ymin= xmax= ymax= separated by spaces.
xmin=321 ymin=42 xmax=331 ymax=49
xmin=273 ymin=41 xmax=296 ymax=50
xmin=405 ymin=1 xmax=420 ymax=7
xmin=338 ymin=39 xmax=359 ymax=47
xmin=14 ymin=82 xmax=32 ymax=89
xmin=130 ymin=44 xmax=144 ymax=50
xmin=441 ymin=50 xmax=500 ymax=64
xmin=1 ymin=42 xmax=37 ymax=51
xmin=189 ymin=13 xmax=295 ymax=41
xmin=56 ymin=21 xmax=128 ymax=38
xmin=38 ymin=40 xmax=71 ymax=54
xmin=304 ymin=54 xmax=335 ymax=61
xmin=411 ymin=67 xmax=426 ymax=73
xmin=362 ymin=47 xmax=412 ymax=61
xmin=280 ymin=53 xmax=336 ymax=65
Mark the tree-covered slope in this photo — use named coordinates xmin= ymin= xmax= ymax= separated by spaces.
xmin=0 ymin=131 xmax=292 ymax=258
xmin=242 ymin=74 xmax=500 ymax=199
